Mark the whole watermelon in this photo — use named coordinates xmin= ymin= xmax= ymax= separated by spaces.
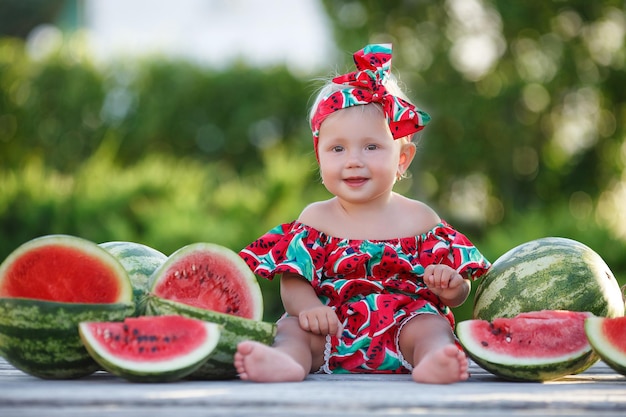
xmin=473 ymin=237 xmax=625 ymax=321
xmin=99 ymin=241 xmax=168 ymax=315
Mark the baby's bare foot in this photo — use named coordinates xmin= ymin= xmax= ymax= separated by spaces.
xmin=234 ymin=341 xmax=306 ymax=382
xmin=412 ymin=344 xmax=469 ymax=384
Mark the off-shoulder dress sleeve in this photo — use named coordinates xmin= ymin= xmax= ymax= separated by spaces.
xmin=239 ymin=222 xmax=326 ymax=284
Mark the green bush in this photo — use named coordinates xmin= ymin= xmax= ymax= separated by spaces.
xmin=0 ymin=38 xmax=313 ymax=174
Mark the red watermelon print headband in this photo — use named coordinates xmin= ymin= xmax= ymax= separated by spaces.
xmin=310 ymin=43 xmax=431 ymax=157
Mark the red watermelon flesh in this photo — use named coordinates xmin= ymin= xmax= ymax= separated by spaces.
xmin=82 ymin=315 xmax=208 ymax=361
xmin=456 ymin=310 xmax=597 ymax=381
xmin=472 ymin=310 xmax=590 ymax=358
xmin=79 ymin=315 xmax=221 ymax=382
xmin=0 ymin=235 xmax=132 ymax=304
xmin=600 ymin=316 xmax=626 ymax=350
xmin=150 ymin=243 xmax=263 ymax=320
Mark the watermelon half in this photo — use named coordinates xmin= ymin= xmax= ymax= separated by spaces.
xmin=473 ymin=237 xmax=624 ymax=321
xmin=585 ymin=316 xmax=626 ymax=376
xmin=99 ymin=241 xmax=168 ymax=315
xmin=457 ymin=310 xmax=597 ymax=381
xmin=148 ymin=242 xmax=263 ymax=320
xmin=0 ymin=235 xmax=135 ymax=379
xmin=79 ymin=315 xmax=220 ymax=382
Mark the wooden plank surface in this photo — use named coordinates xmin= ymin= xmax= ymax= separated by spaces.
xmin=1 ymin=358 xmax=625 ymax=416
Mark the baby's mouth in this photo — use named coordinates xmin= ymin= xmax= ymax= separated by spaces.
xmin=344 ymin=177 xmax=368 ymax=186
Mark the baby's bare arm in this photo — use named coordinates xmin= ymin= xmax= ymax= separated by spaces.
xmin=280 ymin=273 xmax=342 ymax=336
xmin=423 ymin=264 xmax=470 ymax=307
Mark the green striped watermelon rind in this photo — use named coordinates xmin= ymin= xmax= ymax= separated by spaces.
xmin=99 ymin=241 xmax=168 ymax=316
xmin=457 ymin=318 xmax=597 ymax=382
xmin=0 ymin=298 xmax=135 ymax=379
xmin=145 ymin=295 xmax=276 ymax=379
xmin=473 ymin=237 xmax=625 ymax=321
xmin=79 ymin=317 xmax=222 ymax=383
xmin=584 ymin=316 xmax=626 ymax=376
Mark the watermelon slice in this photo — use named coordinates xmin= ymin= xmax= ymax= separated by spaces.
xmin=146 ymin=296 xmax=276 ymax=379
xmin=0 ymin=234 xmax=135 ymax=379
xmin=456 ymin=310 xmax=598 ymax=381
xmin=148 ymin=242 xmax=263 ymax=320
xmin=585 ymin=316 xmax=626 ymax=376
xmin=79 ymin=315 xmax=220 ymax=382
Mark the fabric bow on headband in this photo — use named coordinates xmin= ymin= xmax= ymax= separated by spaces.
xmin=311 ymin=43 xmax=431 ymax=155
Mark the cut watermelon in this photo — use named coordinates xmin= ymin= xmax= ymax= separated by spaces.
xmin=0 ymin=234 xmax=135 ymax=379
xmin=146 ymin=296 xmax=276 ymax=379
xmin=457 ymin=310 xmax=597 ymax=381
xmin=79 ymin=316 xmax=220 ymax=382
xmin=79 ymin=315 xmax=220 ymax=382
xmin=0 ymin=235 xmax=133 ymax=303
xmin=148 ymin=242 xmax=263 ymax=320
xmin=585 ymin=316 xmax=626 ymax=376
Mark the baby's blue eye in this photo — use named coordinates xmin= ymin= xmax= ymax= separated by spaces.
xmin=366 ymin=144 xmax=378 ymax=150
xmin=332 ymin=146 xmax=344 ymax=152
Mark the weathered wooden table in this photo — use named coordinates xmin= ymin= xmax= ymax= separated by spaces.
xmin=1 ymin=358 xmax=625 ymax=416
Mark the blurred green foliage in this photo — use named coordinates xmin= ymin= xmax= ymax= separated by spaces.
xmin=0 ymin=39 xmax=313 ymax=173
xmin=323 ymin=0 xmax=626 ymax=221
xmin=1 ymin=1 xmax=626 ymax=322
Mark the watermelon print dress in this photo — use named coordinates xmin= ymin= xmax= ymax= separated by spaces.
xmin=239 ymin=220 xmax=491 ymax=374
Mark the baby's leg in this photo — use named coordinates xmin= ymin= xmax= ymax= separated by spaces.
xmin=398 ymin=314 xmax=469 ymax=384
xmin=234 ymin=316 xmax=326 ymax=382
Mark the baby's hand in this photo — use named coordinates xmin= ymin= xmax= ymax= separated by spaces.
xmin=298 ymin=305 xmax=343 ymax=337
xmin=423 ymin=264 xmax=464 ymax=296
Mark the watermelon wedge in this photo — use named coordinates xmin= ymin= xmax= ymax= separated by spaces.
xmin=0 ymin=235 xmax=135 ymax=379
xmin=585 ymin=316 xmax=626 ymax=376
xmin=148 ymin=242 xmax=263 ymax=320
xmin=457 ymin=310 xmax=597 ymax=381
xmin=80 ymin=315 xmax=220 ymax=382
